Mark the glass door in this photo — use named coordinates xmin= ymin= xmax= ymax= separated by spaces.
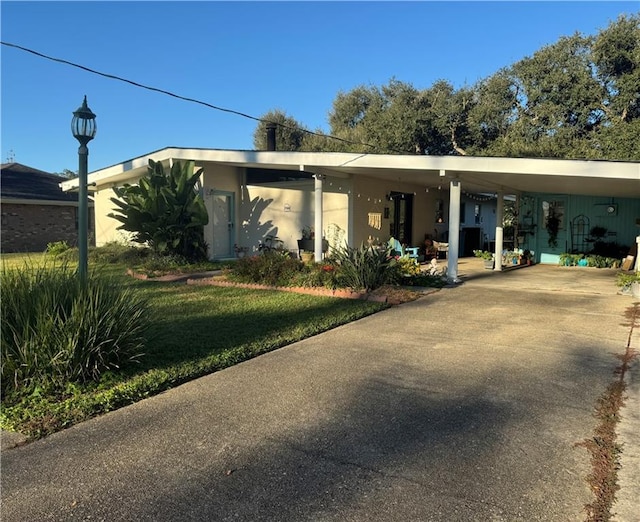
xmin=540 ymin=198 xmax=567 ymax=254
xmin=212 ymin=191 xmax=235 ymax=258
xmin=389 ymin=192 xmax=413 ymax=245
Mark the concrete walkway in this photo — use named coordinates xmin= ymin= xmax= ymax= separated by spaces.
xmin=2 ymin=260 xmax=638 ymax=521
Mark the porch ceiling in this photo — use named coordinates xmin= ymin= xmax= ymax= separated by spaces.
xmin=320 ymin=165 xmax=640 ymax=198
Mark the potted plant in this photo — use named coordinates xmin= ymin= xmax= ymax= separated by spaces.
xmin=473 ymin=249 xmax=494 ymax=269
xmin=297 ymin=226 xmax=328 ymax=253
xmin=522 ymin=249 xmax=534 ymax=265
xmin=297 ymin=226 xmax=314 ymax=252
xmin=300 ymin=251 xmax=315 ymax=264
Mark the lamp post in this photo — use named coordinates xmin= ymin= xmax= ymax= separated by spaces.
xmin=71 ymin=96 xmax=97 ymax=282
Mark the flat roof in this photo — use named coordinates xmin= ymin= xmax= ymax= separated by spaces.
xmin=60 ymin=148 xmax=640 ymax=198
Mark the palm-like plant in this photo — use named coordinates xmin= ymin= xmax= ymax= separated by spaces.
xmin=108 ymin=160 xmax=209 ymax=261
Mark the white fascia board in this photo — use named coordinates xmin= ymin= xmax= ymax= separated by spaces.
xmin=58 ymin=148 xmax=640 ymax=192
xmin=330 ymin=154 xmax=640 ymax=179
xmin=60 ymin=148 xmax=178 ymax=192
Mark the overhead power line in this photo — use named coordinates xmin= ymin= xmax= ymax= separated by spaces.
xmin=1 ymin=41 xmax=407 ymax=154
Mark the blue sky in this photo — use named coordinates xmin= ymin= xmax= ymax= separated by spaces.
xmin=1 ymin=1 xmax=636 ymax=174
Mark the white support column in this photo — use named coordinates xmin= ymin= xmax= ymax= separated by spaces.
xmin=447 ymin=179 xmax=461 ymax=283
xmin=494 ymin=190 xmax=504 ymax=272
xmin=314 ymin=173 xmax=325 ymax=262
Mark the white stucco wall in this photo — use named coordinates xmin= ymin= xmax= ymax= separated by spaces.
xmin=241 ymin=180 xmax=349 ymax=254
xmin=93 ymin=184 xmax=139 ymax=246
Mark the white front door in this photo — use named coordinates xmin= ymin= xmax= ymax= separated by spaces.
xmin=212 ymin=191 xmax=234 ymax=259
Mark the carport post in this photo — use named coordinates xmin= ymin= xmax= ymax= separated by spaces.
xmin=314 ymin=173 xmax=325 ymax=262
xmin=447 ymin=179 xmax=461 ymax=283
xmin=494 ymin=191 xmax=504 ymax=272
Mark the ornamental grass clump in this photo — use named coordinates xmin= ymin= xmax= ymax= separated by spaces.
xmin=332 ymin=243 xmax=393 ymax=292
xmin=1 ymin=261 xmax=150 ymax=397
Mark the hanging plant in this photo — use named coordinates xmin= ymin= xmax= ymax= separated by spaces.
xmin=546 ymin=206 xmax=561 ymax=247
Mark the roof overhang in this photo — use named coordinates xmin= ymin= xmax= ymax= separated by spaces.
xmin=60 ymin=147 xmax=640 ymax=198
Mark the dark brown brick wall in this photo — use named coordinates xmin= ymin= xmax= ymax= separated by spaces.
xmin=1 ymin=203 xmax=94 ymax=253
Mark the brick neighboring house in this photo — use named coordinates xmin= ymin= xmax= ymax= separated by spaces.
xmin=1 ymin=162 xmax=94 ymax=253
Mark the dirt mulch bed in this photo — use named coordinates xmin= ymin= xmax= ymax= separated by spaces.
xmin=369 ymin=285 xmax=439 ymax=305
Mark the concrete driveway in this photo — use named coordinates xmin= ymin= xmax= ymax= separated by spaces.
xmin=2 ymin=260 xmax=638 ymax=521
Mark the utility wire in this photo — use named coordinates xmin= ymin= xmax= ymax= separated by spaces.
xmin=2 ymin=41 xmax=408 ymax=155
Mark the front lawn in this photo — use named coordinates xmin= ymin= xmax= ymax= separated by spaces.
xmin=1 ymin=258 xmax=387 ymax=440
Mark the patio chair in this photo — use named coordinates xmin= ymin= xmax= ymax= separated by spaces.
xmin=388 ymin=237 xmax=420 ymax=260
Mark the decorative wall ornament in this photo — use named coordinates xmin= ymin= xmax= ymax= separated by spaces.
xmin=368 ymin=212 xmax=382 ymax=230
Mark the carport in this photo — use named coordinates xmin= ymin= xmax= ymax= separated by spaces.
xmin=236 ymin=153 xmax=639 ymax=280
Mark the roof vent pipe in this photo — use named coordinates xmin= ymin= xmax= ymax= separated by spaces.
xmin=266 ymin=123 xmax=277 ymax=151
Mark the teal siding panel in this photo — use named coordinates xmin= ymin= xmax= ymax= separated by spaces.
xmin=523 ymin=193 xmax=640 ymax=263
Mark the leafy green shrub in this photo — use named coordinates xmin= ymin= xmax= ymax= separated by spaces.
xmin=229 ymin=252 xmax=304 ymax=287
xmin=139 ymin=253 xmax=191 ymax=272
xmin=45 ymin=240 xmax=71 ymax=257
xmin=473 ymin=249 xmax=494 ymax=260
xmin=393 ymin=256 xmax=422 ymax=277
xmin=331 ymin=244 xmax=393 ymax=292
xmin=1 ymin=262 xmax=150 ymax=397
xmin=89 ymin=241 xmax=152 ymax=265
xmin=400 ymin=273 xmax=448 ymax=288
xmin=291 ymin=262 xmax=340 ymax=290
xmin=616 ymin=271 xmax=640 ymax=290
xmin=108 ymin=160 xmax=209 ymax=261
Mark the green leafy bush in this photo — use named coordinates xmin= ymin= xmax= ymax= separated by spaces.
xmin=88 ymin=241 xmax=152 ymax=265
xmin=45 ymin=240 xmax=71 ymax=257
xmin=616 ymin=271 xmax=640 ymax=290
xmin=1 ymin=262 xmax=150 ymax=397
xmin=400 ymin=273 xmax=448 ymax=288
xmin=291 ymin=262 xmax=340 ymax=290
xmin=392 ymin=256 xmax=422 ymax=277
xmin=108 ymin=159 xmax=209 ymax=261
xmin=332 ymin=244 xmax=393 ymax=292
xmin=229 ymin=251 xmax=304 ymax=287
xmin=473 ymin=249 xmax=494 ymax=260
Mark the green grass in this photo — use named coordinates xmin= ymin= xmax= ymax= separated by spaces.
xmin=1 ymin=254 xmax=387 ymax=440
xmin=1 ymin=252 xmax=52 ymax=269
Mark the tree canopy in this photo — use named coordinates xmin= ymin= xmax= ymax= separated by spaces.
xmin=252 ymin=14 xmax=639 ymax=161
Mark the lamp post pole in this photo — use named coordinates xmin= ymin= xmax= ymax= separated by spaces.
xmin=71 ymin=96 xmax=97 ymax=283
xmin=77 ymin=142 xmax=89 ymax=281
